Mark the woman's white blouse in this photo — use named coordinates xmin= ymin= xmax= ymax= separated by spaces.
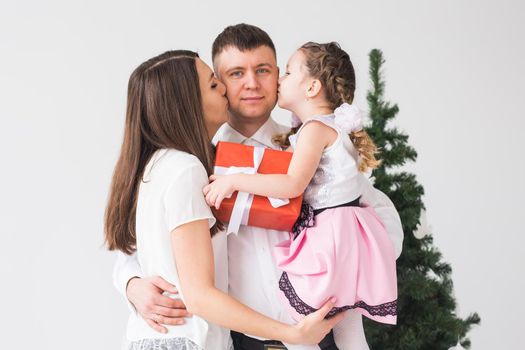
xmin=126 ymin=149 xmax=229 ymax=350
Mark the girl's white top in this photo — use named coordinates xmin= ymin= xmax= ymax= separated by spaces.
xmin=126 ymin=148 xmax=229 ymax=350
xmin=289 ymin=115 xmax=367 ymax=210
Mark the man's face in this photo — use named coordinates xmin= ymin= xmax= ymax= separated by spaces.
xmin=213 ymin=45 xmax=278 ymax=122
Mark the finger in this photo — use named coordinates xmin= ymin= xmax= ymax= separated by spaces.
xmin=205 ymin=192 xmax=214 ymax=206
xmin=205 ymin=191 xmax=213 ymax=203
xmin=150 ymin=313 xmax=186 ymax=326
xmin=152 ymin=316 xmax=186 ymax=326
xmin=145 ymin=318 xmax=168 ymax=334
xmin=209 ymin=174 xmax=217 ymax=181
xmin=215 ymin=195 xmax=224 ymax=210
xmin=209 ymin=192 xmax=218 ymax=208
xmin=314 ymin=297 xmax=337 ymax=320
xmin=155 ymin=295 xmax=187 ymax=309
xmin=150 ymin=276 xmax=178 ymax=294
xmin=154 ymin=305 xmax=192 ymax=318
xmin=203 ymin=184 xmax=210 ymax=195
xmin=208 ymin=193 xmax=217 ymax=208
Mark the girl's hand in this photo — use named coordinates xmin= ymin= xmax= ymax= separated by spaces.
xmin=288 ymin=298 xmax=345 ymax=344
xmin=203 ymin=174 xmax=236 ymax=209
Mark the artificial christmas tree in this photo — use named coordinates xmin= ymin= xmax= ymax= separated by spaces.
xmin=363 ymin=49 xmax=480 ymax=349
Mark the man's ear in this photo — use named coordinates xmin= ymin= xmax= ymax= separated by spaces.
xmin=306 ymin=79 xmax=323 ymax=99
xmin=212 ymin=63 xmax=220 ymax=79
xmin=213 ymin=54 xmax=224 ymax=81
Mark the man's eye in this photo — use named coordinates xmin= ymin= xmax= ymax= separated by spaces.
xmin=230 ymin=71 xmax=242 ymax=77
xmin=257 ymin=68 xmax=269 ymax=74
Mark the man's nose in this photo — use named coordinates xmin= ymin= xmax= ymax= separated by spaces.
xmin=243 ymin=72 xmax=259 ymax=90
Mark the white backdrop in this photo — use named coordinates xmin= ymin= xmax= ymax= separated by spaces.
xmin=1 ymin=1 xmax=523 ymax=349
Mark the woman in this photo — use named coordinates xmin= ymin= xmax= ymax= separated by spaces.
xmin=104 ymin=50 xmax=342 ymax=350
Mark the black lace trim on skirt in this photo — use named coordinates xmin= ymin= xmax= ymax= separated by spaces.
xmin=291 ymin=202 xmax=315 ymax=239
xmin=278 ymin=272 xmax=397 ymax=319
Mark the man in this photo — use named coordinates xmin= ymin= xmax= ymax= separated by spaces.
xmin=114 ymin=23 xmax=403 ymax=350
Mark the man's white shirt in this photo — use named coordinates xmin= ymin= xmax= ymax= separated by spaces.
xmin=114 ymin=117 xmax=404 ymax=350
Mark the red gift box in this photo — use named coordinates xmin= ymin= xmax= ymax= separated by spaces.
xmin=213 ymin=141 xmax=303 ymax=233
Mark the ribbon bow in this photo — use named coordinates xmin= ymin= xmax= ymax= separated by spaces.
xmin=333 ymin=103 xmax=363 ymax=133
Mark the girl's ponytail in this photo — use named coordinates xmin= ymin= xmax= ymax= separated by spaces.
xmin=349 ymin=130 xmax=381 ymax=172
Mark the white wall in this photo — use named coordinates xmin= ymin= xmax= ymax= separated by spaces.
xmin=1 ymin=0 xmax=522 ymax=349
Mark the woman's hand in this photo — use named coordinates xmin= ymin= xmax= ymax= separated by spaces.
xmin=287 ymin=298 xmax=345 ymax=344
xmin=203 ymin=174 xmax=236 ymax=209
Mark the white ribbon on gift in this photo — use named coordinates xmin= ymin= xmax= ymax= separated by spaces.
xmin=214 ymin=146 xmax=290 ymax=235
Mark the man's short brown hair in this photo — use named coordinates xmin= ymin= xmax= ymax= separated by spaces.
xmin=212 ymin=23 xmax=276 ymax=61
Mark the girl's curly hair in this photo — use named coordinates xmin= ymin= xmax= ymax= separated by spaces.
xmin=273 ymin=42 xmax=380 ymax=172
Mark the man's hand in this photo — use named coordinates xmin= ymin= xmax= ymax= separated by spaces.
xmin=126 ymin=276 xmax=191 ymax=334
xmin=203 ymin=174 xmax=236 ymax=209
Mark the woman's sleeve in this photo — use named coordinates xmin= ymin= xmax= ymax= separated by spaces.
xmin=164 ymin=161 xmax=216 ymax=233
xmin=112 ymin=250 xmax=143 ymax=313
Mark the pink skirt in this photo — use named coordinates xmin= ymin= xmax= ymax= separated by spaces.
xmin=273 ymin=205 xmax=398 ymax=324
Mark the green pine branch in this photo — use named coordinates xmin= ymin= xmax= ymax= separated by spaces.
xmin=363 ymin=49 xmax=480 ymax=349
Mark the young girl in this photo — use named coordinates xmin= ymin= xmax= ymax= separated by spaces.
xmin=204 ymin=42 xmax=398 ymax=331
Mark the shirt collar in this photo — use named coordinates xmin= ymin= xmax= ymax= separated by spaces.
xmin=250 ymin=118 xmax=282 ymax=148
xmin=212 ymin=118 xmax=285 ymax=149
xmin=212 ymin=122 xmax=246 ymax=146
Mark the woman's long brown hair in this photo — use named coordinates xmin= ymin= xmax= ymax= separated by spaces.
xmin=104 ymin=50 xmax=218 ymax=254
